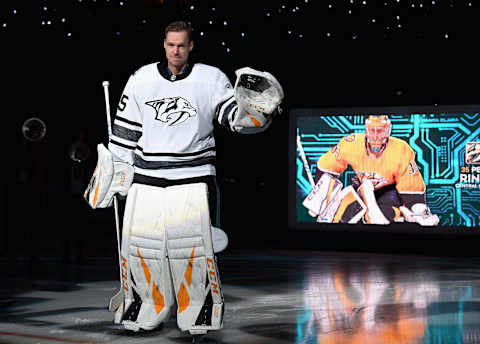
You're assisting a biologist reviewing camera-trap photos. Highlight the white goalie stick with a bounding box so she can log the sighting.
[102,81,125,314]
[297,134,315,188]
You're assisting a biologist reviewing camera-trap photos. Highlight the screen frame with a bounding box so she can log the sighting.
[288,104,480,236]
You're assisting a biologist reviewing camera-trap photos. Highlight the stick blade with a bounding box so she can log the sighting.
[108,289,124,312]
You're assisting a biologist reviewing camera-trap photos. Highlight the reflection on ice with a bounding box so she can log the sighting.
[296,262,480,343]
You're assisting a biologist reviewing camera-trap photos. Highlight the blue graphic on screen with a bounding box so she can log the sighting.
[296,113,480,228]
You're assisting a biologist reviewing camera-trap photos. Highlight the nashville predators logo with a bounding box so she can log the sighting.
[357,171,389,189]
[146,97,197,126]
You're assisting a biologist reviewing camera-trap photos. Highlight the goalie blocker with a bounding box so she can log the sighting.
[84,143,134,209]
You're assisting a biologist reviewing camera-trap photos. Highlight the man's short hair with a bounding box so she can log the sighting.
[165,21,193,42]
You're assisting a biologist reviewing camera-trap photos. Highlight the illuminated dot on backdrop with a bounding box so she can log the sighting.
[226,48,230,52]
[120,2,124,5]
[67,32,71,36]
[190,5,194,10]
[363,0,366,4]
[47,20,51,25]
[299,34,303,38]
[288,30,292,34]
[41,21,45,25]
[221,41,225,45]
[445,33,449,38]
[43,7,47,10]
[212,7,216,11]
[209,20,213,24]
[348,10,352,14]
[13,10,17,14]
[372,18,376,22]
[327,32,331,36]
[200,31,204,36]
[61,18,65,22]
[329,4,332,8]
[223,21,227,25]
[116,31,120,35]
[3,23,6,27]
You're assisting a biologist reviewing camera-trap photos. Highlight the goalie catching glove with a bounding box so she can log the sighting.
[399,203,439,226]
[231,67,284,134]
[84,144,134,208]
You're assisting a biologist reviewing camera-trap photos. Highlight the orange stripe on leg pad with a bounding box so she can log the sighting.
[137,247,151,285]
[152,282,165,314]
[137,248,165,314]
[177,282,190,313]
[184,246,196,288]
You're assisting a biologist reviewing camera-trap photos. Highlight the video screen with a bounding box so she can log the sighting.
[290,105,480,232]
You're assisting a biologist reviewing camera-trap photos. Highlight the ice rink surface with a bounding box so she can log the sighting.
[2,249,480,343]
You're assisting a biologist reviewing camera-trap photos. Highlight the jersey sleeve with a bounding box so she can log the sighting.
[213,70,238,131]
[316,136,351,176]
[395,144,427,206]
[108,74,143,165]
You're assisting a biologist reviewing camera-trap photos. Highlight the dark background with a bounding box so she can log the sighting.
[1,0,479,263]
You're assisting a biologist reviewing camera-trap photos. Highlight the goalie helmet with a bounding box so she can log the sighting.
[365,115,392,154]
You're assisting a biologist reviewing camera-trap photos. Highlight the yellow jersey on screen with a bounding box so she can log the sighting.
[317,133,426,194]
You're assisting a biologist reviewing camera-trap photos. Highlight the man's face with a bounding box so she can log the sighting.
[366,126,389,153]
[164,31,193,69]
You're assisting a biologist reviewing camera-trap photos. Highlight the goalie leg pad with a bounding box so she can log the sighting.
[331,186,367,224]
[358,180,390,225]
[303,173,342,220]
[164,183,223,333]
[121,184,175,331]
[119,183,223,333]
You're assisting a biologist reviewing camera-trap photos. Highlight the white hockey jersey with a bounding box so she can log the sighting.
[108,62,239,180]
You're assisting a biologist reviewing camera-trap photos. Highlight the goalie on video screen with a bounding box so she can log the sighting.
[303,115,439,226]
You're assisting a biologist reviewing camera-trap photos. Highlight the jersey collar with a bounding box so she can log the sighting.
[157,61,193,82]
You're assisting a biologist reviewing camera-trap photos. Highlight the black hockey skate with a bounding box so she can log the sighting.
[191,334,206,343]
